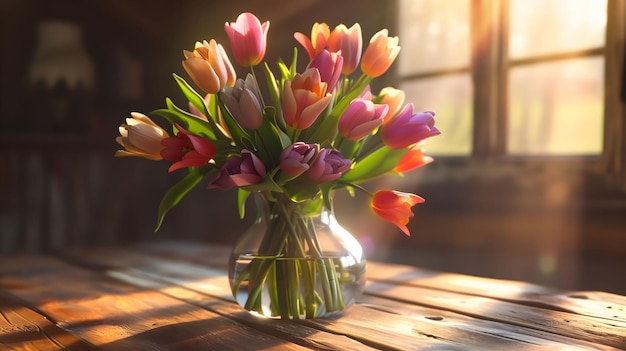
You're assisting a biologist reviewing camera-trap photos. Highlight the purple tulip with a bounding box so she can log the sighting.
[307,148,351,184]
[208,149,266,190]
[279,142,318,176]
[381,104,440,149]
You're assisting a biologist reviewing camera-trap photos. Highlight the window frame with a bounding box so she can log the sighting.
[394,0,626,189]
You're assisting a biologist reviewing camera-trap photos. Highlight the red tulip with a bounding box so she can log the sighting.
[160,124,216,172]
[394,144,433,174]
[371,190,424,236]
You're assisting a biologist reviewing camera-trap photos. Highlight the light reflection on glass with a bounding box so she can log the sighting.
[400,74,473,156]
[508,57,604,155]
[509,0,607,59]
[398,0,470,75]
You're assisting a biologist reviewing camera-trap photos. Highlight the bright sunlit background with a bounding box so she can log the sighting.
[1,0,625,294]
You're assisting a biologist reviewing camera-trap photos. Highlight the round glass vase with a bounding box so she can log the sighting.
[228,193,366,319]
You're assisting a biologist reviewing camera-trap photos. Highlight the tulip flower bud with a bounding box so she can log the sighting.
[294,22,331,60]
[381,104,440,149]
[219,74,263,129]
[307,148,351,184]
[338,99,388,141]
[182,39,237,93]
[361,29,400,78]
[377,87,405,123]
[328,23,362,75]
[394,143,434,174]
[208,150,266,190]
[224,12,270,67]
[307,50,343,92]
[371,190,424,236]
[115,112,170,160]
[282,68,332,130]
[279,142,318,176]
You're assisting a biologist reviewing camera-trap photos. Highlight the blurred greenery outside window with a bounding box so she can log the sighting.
[396,0,623,169]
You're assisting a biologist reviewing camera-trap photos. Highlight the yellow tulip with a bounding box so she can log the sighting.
[115,112,169,160]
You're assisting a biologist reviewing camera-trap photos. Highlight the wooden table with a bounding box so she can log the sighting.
[1,241,625,351]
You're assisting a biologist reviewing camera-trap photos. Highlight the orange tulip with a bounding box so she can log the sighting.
[360,29,400,78]
[182,39,236,93]
[371,190,424,236]
[378,87,405,124]
[115,112,169,160]
[394,144,434,174]
[294,22,331,60]
[282,68,332,130]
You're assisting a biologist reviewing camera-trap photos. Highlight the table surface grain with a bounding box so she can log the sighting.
[1,241,625,351]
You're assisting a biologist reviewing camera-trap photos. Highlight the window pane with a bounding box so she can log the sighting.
[398,0,470,75]
[400,74,473,156]
[508,57,604,155]
[509,0,607,59]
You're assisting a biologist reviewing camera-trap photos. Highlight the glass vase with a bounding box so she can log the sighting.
[228,193,366,319]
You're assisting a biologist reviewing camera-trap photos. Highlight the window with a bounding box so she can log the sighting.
[397,0,624,164]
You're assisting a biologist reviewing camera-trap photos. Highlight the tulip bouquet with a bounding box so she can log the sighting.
[116,12,439,319]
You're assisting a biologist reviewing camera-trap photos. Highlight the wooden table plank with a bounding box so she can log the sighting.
[367,261,626,323]
[366,281,626,350]
[62,247,459,351]
[62,245,626,351]
[0,292,96,351]
[0,254,311,351]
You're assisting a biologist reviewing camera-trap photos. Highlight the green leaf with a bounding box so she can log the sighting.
[277,59,291,81]
[153,103,217,141]
[172,73,210,119]
[155,166,214,231]
[289,47,298,76]
[340,147,409,184]
[237,188,251,219]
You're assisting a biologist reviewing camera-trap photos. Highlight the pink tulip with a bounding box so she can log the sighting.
[338,99,388,141]
[361,29,400,78]
[208,150,266,190]
[307,50,343,92]
[381,104,440,149]
[224,12,270,67]
[160,124,216,172]
[371,190,424,236]
[327,23,362,75]
[115,112,170,160]
[182,39,237,93]
[282,68,332,130]
[294,22,331,60]
[279,142,318,176]
[307,148,351,184]
[219,74,263,129]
